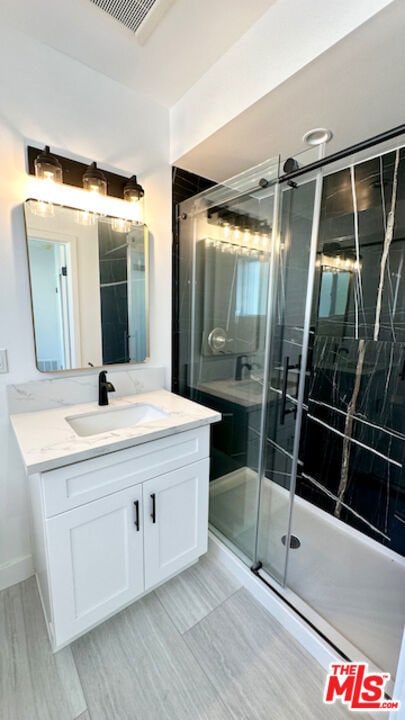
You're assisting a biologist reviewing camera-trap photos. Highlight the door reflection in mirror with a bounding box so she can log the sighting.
[28,238,72,371]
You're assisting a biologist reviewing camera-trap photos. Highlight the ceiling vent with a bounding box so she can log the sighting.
[89,0,175,41]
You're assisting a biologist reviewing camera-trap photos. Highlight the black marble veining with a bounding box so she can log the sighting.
[296,148,405,556]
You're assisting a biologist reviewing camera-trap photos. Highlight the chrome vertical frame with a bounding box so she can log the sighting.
[281,165,324,585]
[252,181,281,567]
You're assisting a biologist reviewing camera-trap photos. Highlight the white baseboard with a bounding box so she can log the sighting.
[0,555,34,591]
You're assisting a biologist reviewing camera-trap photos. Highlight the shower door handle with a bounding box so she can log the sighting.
[280,356,290,425]
[280,356,301,425]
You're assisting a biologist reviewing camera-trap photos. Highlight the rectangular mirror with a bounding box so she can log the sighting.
[24,200,149,371]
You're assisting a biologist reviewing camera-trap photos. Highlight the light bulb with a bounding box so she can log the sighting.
[123,175,144,204]
[34,146,63,185]
[83,162,107,197]
[223,223,230,239]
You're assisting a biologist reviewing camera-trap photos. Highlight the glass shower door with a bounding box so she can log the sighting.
[288,148,405,680]
[255,175,320,584]
[255,145,405,682]
[177,157,282,563]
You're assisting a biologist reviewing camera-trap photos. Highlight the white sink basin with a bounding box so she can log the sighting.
[66,403,169,437]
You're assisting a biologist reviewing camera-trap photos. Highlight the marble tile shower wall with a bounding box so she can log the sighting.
[298,147,405,555]
[99,250,128,365]
[172,167,215,395]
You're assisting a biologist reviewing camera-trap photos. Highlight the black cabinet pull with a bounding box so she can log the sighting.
[133,500,140,531]
[150,493,156,524]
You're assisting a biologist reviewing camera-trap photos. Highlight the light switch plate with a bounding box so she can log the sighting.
[0,349,9,373]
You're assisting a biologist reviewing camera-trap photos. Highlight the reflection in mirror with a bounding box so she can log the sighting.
[24,200,149,372]
[318,270,351,319]
[197,238,269,356]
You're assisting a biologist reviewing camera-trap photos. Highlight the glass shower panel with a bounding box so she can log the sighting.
[177,158,279,562]
[256,179,317,583]
[292,147,405,677]
[196,200,273,562]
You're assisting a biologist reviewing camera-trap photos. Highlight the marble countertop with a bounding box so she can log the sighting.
[195,377,298,409]
[195,379,264,408]
[10,389,221,473]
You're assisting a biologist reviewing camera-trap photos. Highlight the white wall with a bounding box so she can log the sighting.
[0,24,171,587]
[170,0,394,163]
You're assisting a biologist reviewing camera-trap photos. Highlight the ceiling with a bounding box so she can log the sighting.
[3,0,404,182]
[2,0,276,107]
[175,0,405,180]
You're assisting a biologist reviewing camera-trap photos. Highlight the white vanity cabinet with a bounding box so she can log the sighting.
[143,460,209,589]
[29,426,210,650]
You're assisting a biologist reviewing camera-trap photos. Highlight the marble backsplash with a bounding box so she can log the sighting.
[7,366,165,415]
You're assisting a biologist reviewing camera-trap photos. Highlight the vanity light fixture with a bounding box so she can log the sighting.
[320,251,361,273]
[31,145,62,217]
[82,161,107,196]
[208,206,271,254]
[123,175,144,203]
[123,175,144,224]
[27,145,145,225]
[34,145,63,184]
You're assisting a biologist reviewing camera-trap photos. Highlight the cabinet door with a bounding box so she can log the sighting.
[143,459,209,590]
[46,484,144,649]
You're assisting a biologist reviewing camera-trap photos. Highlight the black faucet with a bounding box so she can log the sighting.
[235,354,252,381]
[98,370,115,406]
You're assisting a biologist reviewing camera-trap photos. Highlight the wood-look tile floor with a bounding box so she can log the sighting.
[0,552,375,719]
